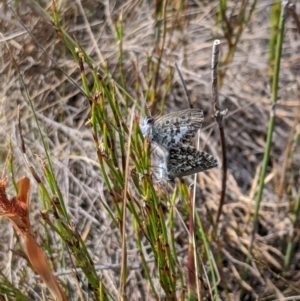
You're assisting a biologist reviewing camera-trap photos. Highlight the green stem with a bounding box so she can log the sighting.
[252,0,287,247]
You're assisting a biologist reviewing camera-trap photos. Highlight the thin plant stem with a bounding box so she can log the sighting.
[284,175,300,269]
[11,49,69,220]
[277,100,300,204]
[211,40,227,225]
[284,106,300,269]
[175,63,200,299]
[287,3,300,35]
[10,6,86,97]
[191,147,201,300]
[175,62,193,109]
[119,107,135,301]
[251,0,288,248]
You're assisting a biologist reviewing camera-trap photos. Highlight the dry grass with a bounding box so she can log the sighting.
[0,0,300,300]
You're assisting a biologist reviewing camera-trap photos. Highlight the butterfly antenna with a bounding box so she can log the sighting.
[141,93,162,118]
[175,62,193,109]
[150,107,163,120]
[145,101,152,117]
[140,94,152,117]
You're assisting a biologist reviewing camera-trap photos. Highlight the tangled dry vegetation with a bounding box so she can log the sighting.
[0,0,300,300]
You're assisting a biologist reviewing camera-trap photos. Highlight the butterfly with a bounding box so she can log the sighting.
[140,109,204,150]
[160,145,218,182]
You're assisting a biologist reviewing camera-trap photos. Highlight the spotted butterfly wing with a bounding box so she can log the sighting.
[140,109,203,149]
[161,145,218,181]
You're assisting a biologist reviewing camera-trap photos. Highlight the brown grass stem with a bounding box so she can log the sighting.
[284,93,300,269]
[175,63,202,299]
[151,0,168,110]
[119,108,135,301]
[211,40,227,225]
[277,99,300,204]
[287,3,300,35]
[218,0,257,84]
[175,62,193,109]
